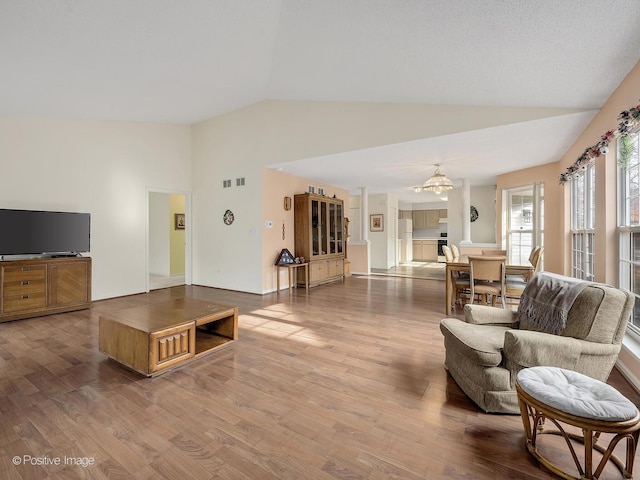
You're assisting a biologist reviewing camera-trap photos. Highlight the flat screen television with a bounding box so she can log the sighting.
[0,209,90,256]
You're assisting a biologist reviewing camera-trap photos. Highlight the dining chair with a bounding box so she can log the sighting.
[482,249,507,256]
[443,245,470,307]
[450,244,460,258]
[468,255,506,308]
[505,246,544,305]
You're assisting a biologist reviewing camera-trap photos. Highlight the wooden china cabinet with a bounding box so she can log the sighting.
[294,193,345,288]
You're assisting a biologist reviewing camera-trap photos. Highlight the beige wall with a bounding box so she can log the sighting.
[262,168,348,292]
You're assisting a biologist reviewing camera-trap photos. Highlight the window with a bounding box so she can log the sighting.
[503,183,544,266]
[570,163,595,280]
[618,130,640,330]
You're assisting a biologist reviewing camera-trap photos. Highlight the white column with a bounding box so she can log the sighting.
[461,178,472,244]
[360,187,369,242]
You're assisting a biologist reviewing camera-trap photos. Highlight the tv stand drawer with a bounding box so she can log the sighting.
[3,292,47,313]
[2,264,46,282]
[3,279,46,296]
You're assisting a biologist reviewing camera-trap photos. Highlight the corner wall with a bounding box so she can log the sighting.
[262,169,348,293]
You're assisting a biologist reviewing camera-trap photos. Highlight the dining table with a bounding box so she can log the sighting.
[444,255,534,314]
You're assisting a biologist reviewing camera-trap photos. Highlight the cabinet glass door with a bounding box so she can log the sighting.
[320,201,327,256]
[336,203,343,254]
[329,203,336,254]
[312,200,320,256]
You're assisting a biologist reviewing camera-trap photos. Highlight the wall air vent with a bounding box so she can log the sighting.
[236,177,245,187]
[223,179,231,188]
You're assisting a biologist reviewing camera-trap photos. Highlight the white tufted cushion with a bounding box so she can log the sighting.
[517,366,639,422]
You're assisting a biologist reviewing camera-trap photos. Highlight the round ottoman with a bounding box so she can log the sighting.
[515,366,640,479]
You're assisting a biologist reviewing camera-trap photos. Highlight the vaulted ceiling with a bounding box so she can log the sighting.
[2,1,640,201]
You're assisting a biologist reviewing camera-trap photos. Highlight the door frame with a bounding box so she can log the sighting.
[145,187,192,292]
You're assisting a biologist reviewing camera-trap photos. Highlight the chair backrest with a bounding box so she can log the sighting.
[482,249,507,256]
[442,245,454,262]
[519,278,634,345]
[468,255,506,282]
[529,246,544,273]
[450,244,460,258]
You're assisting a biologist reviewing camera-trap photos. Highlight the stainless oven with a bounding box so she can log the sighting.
[437,234,448,262]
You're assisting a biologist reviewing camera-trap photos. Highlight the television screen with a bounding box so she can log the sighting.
[0,209,90,256]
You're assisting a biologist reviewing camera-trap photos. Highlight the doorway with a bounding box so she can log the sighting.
[146,189,192,291]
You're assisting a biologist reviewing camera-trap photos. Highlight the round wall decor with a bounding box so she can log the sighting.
[470,206,479,222]
[223,209,235,225]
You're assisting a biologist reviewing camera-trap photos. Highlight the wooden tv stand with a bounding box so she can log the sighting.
[99,297,238,376]
[0,256,91,322]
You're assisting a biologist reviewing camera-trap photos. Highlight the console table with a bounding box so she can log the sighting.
[99,298,238,376]
[276,263,309,293]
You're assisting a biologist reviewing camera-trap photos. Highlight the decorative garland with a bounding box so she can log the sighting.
[559,101,640,184]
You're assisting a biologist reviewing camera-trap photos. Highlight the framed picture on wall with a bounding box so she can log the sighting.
[370,214,384,232]
[175,213,185,230]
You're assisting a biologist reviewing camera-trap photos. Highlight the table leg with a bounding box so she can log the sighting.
[445,265,453,314]
[277,265,281,292]
[288,267,293,293]
[305,263,309,290]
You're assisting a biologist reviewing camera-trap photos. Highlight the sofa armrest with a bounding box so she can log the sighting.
[463,304,518,326]
[503,330,620,377]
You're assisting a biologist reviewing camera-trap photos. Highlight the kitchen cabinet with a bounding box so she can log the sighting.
[413,210,441,229]
[425,210,440,228]
[412,210,426,228]
[412,240,438,261]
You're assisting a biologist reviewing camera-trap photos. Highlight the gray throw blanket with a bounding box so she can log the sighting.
[518,272,589,334]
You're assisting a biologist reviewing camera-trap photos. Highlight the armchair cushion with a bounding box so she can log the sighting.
[464,304,518,326]
[440,319,507,367]
[503,330,620,383]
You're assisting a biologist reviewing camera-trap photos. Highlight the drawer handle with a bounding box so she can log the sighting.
[22,267,30,272]
[22,294,29,299]
[22,280,30,286]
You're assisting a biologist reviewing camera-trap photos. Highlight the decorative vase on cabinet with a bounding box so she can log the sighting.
[294,193,345,288]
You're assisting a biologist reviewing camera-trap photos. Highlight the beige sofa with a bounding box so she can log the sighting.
[439,277,634,414]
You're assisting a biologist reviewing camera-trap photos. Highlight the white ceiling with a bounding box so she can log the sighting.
[2,0,640,202]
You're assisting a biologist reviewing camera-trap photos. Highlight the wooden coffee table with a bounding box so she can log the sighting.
[99,297,238,376]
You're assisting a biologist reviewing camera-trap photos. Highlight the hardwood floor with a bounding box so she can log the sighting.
[1,275,638,479]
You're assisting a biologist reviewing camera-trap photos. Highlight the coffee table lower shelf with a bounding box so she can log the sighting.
[99,298,238,377]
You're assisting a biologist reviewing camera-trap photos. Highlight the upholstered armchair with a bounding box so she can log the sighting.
[439,273,634,414]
